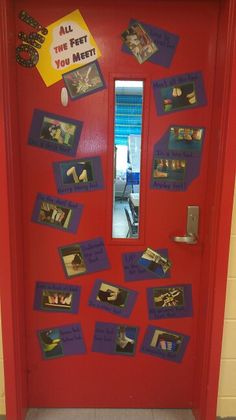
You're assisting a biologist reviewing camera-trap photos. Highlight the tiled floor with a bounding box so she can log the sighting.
[26,408,195,420]
[112,201,129,238]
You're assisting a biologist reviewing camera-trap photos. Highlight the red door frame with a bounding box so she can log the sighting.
[0,1,28,419]
[192,1,236,418]
[0,1,235,419]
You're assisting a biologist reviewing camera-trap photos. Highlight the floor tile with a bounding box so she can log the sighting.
[26,408,195,420]
[112,201,129,238]
[95,408,153,419]
[152,409,194,420]
[26,408,96,420]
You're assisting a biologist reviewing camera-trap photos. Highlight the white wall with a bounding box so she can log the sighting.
[217,180,236,417]
[0,314,5,415]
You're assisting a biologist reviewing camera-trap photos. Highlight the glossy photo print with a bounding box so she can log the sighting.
[38,328,64,359]
[115,325,138,355]
[161,82,197,112]
[59,244,87,277]
[147,284,193,320]
[152,159,186,182]
[154,286,185,307]
[96,282,128,308]
[168,126,205,152]
[138,247,172,276]
[92,321,139,356]
[28,109,83,156]
[41,289,73,310]
[62,61,106,100]
[122,22,158,64]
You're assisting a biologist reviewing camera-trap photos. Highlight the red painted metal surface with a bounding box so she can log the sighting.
[194,2,236,418]
[0,1,28,419]
[0,1,235,419]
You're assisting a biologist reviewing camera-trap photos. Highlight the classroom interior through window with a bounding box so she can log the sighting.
[112,80,143,239]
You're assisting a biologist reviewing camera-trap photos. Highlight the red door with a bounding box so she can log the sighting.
[12,0,222,410]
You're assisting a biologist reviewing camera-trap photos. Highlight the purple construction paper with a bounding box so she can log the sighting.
[153,71,207,115]
[80,238,110,273]
[92,321,139,356]
[31,193,83,234]
[146,284,193,320]
[151,125,205,191]
[53,156,104,194]
[59,324,86,355]
[59,237,110,279]
[34,281,81,314]
[122,19,179,67]
[38,323,86,360]
[92,322,118,354]
[140,325,190,363]
[28,109,83,156]
[89,279,138,318]
[123,249,170,282]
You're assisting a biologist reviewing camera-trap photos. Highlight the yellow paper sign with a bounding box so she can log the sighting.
[36,9,101,87]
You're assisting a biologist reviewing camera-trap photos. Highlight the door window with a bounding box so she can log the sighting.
[112,80,144,239]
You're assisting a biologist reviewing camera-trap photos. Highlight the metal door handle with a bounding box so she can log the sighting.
[172,206,199,245]
[172,232,198,244]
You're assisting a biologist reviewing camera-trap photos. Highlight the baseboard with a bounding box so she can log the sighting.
[217,417,236,420]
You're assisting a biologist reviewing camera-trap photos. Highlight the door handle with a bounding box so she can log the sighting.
[172,232,198,244]
[172,206,199,245]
